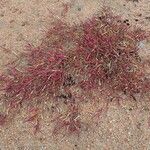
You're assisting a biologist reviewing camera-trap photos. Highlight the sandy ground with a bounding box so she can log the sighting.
[0,0,150,149]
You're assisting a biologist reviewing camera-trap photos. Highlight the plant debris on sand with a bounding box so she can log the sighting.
[0,9,149,135]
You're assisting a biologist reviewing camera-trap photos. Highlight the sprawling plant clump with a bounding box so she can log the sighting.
[0,10,149,135]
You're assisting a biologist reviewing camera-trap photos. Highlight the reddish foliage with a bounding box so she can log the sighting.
[52,104,81,135]
[0,9,149,135]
